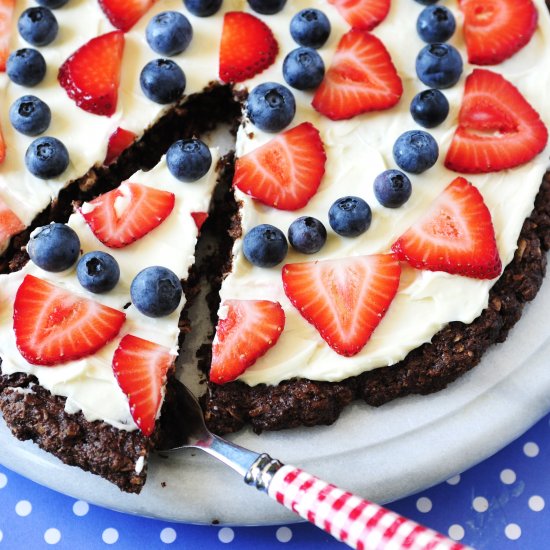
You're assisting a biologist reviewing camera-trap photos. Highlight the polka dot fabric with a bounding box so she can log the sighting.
[0,414,549,549]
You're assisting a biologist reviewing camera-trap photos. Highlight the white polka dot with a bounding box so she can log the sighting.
[505,524,522,540]
[0,473,7,489]
[473,496,489,513]
[448,525,465,541]
[500,469,516,485]
[102,528,119,545]
[15,500,32,517]
[528,495,545,512]
[446,475,461,485]
[218,527,235,543]
[276,527,292,543]
[160,528,177,544]
[72,500,89,517]
[44,528,61,545]
[416,497,432,513]
[523,442,539,458]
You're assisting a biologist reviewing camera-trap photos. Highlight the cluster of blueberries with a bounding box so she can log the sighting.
[27,223,182,318]
[7,0,71,179]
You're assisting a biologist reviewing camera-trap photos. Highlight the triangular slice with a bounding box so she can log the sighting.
[233,122,326,210]
[328,0,390,31]
[112,334,174,437]
[219,12,279,83]
[13,275,126,366]
[104,127,137,165]
[312,30,403,121]
[459,0,538,66]
[445,70,548,174]
[282,255,401,357]
[81,181,175,248]
[0,0,15,72]
[58,31,125,117]
[210,300,285,384]
[99,0,156,32]
[392,177,502,279]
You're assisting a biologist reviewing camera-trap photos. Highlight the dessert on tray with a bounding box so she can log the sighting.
[1,0,550,493]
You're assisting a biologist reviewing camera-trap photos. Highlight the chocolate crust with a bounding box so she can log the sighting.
[203,174,550,435]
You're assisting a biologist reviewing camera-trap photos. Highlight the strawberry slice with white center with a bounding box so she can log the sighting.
[392,177,502,279]
[219,12,279,83]
[99,0,156,32]
[312,30,403,121]
[112,334,174,437]
[104,127,137,165]
[0,0,15,72]
[233,122,326,210]
[81,182,175,248]
[0,197,24,253]
[282,255,401,357]
[328,0,390,31]
[445,69,548,174]
[13,275,126,366]
[210,300,285,384]
[459,0,537,66]
[58,31,125,117]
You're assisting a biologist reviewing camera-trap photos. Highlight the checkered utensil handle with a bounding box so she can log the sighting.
[267,465,471,550]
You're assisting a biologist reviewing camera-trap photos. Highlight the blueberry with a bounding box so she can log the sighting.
[393,130,439,174]
[373,170,412,208]
[416,43,463,89]
[166,138,211,182]
[410,89,449,128]
[6,48,46,87]
[36,0,69,8]
[10,95,51,136]
[246,82,296,133]
[18,7,58,47]
[288,216,327,254]
[140,59,186,104]
[283,47,325,90]
[77,251,120,293]
[25,136,69,179]
[243,224,288,267]
[27,223,80,272]
[247,0,287,15]
[146,11,193,56]
[417,6,456,43]
[183,0,222,16]
[290,9,331,49]
[329,197,372,238]
[130,266,182,317]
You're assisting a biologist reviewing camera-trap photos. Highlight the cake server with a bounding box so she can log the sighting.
[159,383,472,550]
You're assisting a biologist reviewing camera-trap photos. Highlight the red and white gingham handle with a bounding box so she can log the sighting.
[268,466,471,550]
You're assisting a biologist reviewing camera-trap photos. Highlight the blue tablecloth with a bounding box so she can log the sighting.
[0,413,548,549]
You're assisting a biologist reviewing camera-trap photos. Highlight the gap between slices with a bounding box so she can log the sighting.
[392,177,502,279]
[445,69,548,174]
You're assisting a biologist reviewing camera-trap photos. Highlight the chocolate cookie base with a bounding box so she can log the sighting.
[203,174,550,435]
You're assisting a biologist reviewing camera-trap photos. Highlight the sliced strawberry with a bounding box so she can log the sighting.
[13,275,126,366]
[210,300,285,384]
[81,181,175,248]
[328,0,390,31]
[445,69,548,174]
[0,197,24,251]
[104,127,137,165]
[0,0,15,72]
[0,122,5,165]
[219,12,278,83]
[233,122,326,210]
[191,212,208,232]
[392,177,502,279]
[282,255,401,357]
[58,31,125,117]
[459,0,537,66]
[112,334,174,437]
[99,0,156,32]
[312,30,403,121]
